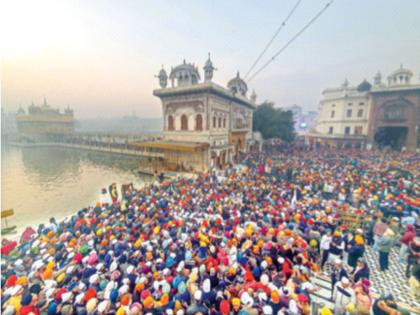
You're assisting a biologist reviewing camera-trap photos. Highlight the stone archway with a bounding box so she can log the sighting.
[374,126,408,150]
[368,94,419,151]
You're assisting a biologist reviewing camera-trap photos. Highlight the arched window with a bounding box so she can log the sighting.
[223,118,226,128]
[181,114,188,131]
[168,115,174,131]
[195,114,203,131]
[213,116,217,128]
[218,117,222,128]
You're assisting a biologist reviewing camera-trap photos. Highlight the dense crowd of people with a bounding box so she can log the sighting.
[1,147,419,315]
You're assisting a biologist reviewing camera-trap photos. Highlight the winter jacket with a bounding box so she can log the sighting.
[378,236,394,253]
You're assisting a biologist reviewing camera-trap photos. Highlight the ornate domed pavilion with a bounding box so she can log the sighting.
[227,71,248,96]
[169,60,201,87]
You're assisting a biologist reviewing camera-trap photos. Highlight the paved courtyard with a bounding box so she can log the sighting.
[312,245,420,314]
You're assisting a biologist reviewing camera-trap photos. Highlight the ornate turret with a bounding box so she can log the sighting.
[156,65,168,88]
[169,60,201,87]
[203,53,216,82]
[64,105,74,116]
[373,71,382,86]
[387,64,413,86]
[227,71,248,97]
[250,90,257,103]
[341,78,349,88]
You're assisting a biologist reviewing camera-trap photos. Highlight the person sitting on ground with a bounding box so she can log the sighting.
[372,293,401,315]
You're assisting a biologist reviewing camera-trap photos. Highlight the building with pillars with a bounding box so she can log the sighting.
[131,55,258,172]
[307,66,420,151]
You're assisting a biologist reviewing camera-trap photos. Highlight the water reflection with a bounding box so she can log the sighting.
[21,147,82,186]
[1,145,151,234]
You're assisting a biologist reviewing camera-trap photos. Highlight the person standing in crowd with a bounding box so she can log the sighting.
[331,259,348,297]
[400,224,416,264]
[320,229,332,269]
[109,182,118,204]
[354,278,372,315]
[332,277,356,315]
[374,217,389,251]
[329,231,345,263]
[352,258,370,283]
[408,258,420,299]
[378,229,396,272]
[347,235,365,272]
[406,237,420,278]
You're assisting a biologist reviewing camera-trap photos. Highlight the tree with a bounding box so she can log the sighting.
[253,101,295,141]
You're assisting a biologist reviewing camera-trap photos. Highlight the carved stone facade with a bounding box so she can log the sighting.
[367,90,420,151]
[153,57,257,170]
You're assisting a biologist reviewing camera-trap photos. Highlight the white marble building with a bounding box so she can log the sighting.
[308,78,372,148]
[152,56,257,170]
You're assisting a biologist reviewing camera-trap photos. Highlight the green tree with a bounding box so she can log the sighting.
[252,101,295,141]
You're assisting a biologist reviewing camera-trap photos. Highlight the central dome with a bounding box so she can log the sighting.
[169,60,201,87]
[227,71,248,96]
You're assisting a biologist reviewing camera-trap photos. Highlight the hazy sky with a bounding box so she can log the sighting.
[1,0,420,119]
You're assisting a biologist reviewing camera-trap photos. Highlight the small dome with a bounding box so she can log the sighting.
[389,65,413,78]
[357,79,372,92]
[227,71,248,96]
[169,60,201,86]
[387,65,413,86]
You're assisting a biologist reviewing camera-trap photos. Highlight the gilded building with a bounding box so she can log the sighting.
[16,98,75,137]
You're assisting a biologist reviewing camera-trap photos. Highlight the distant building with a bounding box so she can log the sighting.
[16,98,75,139]
[285,105,318,133]
[131,56,258,172]
[285,105,303,128]
[307,66,420,151]
[303,111,318,131]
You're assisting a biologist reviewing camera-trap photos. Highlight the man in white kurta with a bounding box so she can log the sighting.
[332,277,356,315]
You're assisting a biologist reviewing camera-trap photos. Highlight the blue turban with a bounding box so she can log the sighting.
[21,293,32,306]
[47,302,58,315]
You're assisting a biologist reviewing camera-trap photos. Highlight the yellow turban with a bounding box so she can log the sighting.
[321,307,333,315]
[56,273,65,283]
[355,235,364,245]
[232,298,240,307]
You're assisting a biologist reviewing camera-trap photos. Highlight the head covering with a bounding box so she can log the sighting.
[86,298,98,312]
[220,300,231,315]
[21,293,32,306]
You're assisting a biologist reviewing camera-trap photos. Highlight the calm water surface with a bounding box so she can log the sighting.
[1,145,152,234]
